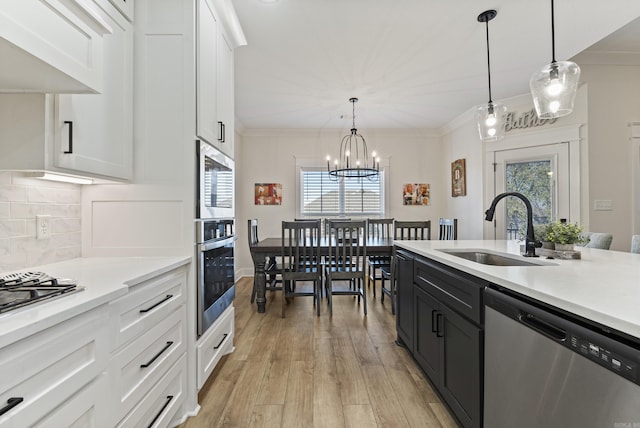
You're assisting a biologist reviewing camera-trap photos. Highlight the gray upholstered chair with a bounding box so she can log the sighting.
[631,235,640,254]
[578,232,613,250]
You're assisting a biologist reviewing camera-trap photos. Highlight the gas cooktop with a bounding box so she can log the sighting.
[0,271,82,314]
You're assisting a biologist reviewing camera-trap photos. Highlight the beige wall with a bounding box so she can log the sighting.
[235,129,441,276]
[581,64,640,251]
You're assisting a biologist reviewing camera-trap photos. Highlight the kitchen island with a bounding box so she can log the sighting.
[393,239,640,428]
[395,239,640,339]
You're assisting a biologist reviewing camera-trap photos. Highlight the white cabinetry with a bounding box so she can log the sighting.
[54,0,134,181]
[0,0,133,181]
[0,0,111,93]
[0,305,110,426]
[196,0,237,158]
[196,305,234,389]
[108,266,188,427]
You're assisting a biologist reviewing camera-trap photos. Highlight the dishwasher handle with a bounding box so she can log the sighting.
[518,312,567,342]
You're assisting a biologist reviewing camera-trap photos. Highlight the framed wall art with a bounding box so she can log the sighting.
[402,183,430,206]
[451,159,466,197]
[255,183,282,205]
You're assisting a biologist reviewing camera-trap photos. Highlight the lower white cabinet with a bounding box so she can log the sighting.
[108,265,188,427]
[196,305,235,389]
[108,307,186,423]
[0,305,110,427]
[116,354,187,428]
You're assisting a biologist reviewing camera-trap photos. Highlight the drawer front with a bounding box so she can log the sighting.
[110,306,185,422]
[32,372,109,428]
[0,306,109,427]
[196,305,234,389]
[414,256,485,325]
[116,354,186,428]
[110,268,186,350]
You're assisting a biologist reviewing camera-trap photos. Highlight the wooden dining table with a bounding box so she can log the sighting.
[249,237,395,313]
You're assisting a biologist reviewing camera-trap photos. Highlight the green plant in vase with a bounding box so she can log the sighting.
[548,221,586,250]
[534,223,555,249]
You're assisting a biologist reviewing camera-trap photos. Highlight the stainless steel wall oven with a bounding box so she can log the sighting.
[195,218,236,337]
[196,140,234,219]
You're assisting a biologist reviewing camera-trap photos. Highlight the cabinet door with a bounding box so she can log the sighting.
[395,250,414,350]
[54,0,133,180]
[216,30,234,157]
[439,304,482,428]
[413,286,440,383]
[196,0,219,147]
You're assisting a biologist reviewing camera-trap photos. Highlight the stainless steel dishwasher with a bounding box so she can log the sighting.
[484,287,640,428]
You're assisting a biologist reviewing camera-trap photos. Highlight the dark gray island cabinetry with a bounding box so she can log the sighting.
[395,249,487,428]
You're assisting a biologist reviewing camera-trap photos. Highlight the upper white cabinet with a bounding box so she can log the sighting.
[108,0,134,21]
[196,0,244,158]
[217,31,234,155]
[0,0,133,181]
[0,0,112,93]
[196,0,219,151]
[54,0,134,180]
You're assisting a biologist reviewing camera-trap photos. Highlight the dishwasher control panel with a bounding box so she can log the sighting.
[570,333,638,384]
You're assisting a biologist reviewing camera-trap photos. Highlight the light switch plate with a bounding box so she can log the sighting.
[36,215,51,240]
[594,200,613,211]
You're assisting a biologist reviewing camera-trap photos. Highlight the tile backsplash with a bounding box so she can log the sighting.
[0,172,81,272]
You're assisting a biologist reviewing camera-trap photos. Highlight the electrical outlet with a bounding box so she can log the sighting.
[36,215,51,240]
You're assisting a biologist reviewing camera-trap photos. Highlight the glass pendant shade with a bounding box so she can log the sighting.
[475,102,507,142]
[530,60,580,118]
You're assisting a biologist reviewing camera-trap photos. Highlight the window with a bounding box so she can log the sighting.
[300,168,384,217]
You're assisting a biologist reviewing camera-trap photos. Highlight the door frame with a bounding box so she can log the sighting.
[483,125,583,240]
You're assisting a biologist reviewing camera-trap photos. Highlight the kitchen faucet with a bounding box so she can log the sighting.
[485,192,540,257]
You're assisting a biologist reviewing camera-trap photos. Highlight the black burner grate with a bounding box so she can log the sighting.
[0,271,79,314]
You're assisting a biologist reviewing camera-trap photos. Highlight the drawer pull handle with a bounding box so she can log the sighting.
[435,313,444,338]
[63,121,73,153]
[140,294,173,314]
[213,333,229,350]
[431,310,438,333]
[147,395,174,428]
[140,341,173,368]
[0,397,23,416]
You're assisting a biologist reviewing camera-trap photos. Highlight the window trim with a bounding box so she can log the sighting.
[295,157,389,218]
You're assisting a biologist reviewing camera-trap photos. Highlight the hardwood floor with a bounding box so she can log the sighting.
[180,277,459,428]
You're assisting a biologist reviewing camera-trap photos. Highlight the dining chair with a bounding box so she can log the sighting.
[380,220,431,314]
[248,219,283,303]
[438,218,458,240]
[366,218,394,296]
[324,220,367,316]
[577,232,613,250]
[281,220,322,317]
[632,235,640,254]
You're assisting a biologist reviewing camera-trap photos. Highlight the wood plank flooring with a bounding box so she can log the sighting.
[180,277,459,428]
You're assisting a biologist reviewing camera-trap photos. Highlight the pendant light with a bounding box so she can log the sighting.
[475,10,506,142]
[529,0,580,119]
[327,98,379,183]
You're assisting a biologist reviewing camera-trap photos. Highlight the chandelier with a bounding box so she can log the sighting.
[327,97,380,182]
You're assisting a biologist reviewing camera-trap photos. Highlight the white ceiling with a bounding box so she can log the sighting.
[232,0,640,131]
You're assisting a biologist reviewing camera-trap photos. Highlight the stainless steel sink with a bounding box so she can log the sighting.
[439,249,553,266]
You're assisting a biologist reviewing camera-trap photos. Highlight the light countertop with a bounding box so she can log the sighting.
[394,240,640,340]
[0,256,191,348]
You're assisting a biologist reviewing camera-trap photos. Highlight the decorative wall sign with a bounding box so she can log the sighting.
[255,183,282,205]
[403,183,430,206]
[451,159,466,197]
[503,108,558,132]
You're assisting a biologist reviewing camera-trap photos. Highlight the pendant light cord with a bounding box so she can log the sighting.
[484,18,493,104]
[551,0,556,63]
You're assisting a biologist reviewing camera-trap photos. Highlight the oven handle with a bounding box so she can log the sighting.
[199,235,237,251]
